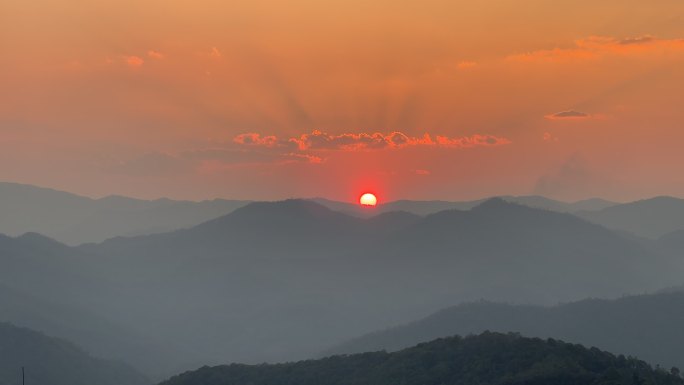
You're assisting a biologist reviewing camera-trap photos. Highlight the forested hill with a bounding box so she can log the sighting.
[159,332,683,385]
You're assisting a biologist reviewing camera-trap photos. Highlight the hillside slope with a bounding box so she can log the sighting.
[327,292,684,370]
[0,322,149,385]
[160,332,683,385]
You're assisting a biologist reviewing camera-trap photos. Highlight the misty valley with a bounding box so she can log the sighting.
[2,182,684,384]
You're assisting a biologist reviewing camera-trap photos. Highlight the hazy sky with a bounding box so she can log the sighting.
[2,0,684,202]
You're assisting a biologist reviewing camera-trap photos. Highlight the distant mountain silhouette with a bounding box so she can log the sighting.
[312,195,616,217]
[0,181,249,245]
[0,234,195,379]
[0,181,624,244]
[504,196,617,212]
[160,332,683,385]
[87,198,672,303]
[86,200,369,262]
[0,322,149,385]
[375,198,674,302]
[363,211,423,233]
[89,200,423,258]
[69,199,680,371]
[659,229,684,252]
[0,232,100,302]
[326,292,684,370]
[2,198,681,378]
[577,196,684,238]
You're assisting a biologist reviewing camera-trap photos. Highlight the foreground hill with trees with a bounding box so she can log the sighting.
[160,332,683,385]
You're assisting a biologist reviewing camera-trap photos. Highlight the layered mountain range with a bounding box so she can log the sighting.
[2,183,684,380]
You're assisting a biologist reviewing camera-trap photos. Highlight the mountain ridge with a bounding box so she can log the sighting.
[577,196,684,238]
[3,196,683,378]
[325,292,684,370]
[0,321,149,385]
[0,181,251,245]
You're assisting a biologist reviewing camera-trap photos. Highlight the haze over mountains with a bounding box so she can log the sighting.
[3,181,684,382]
[0,182,249,245]
[0,322,148,385]
[576,197,684,239]
[313,195,617,217]
[7,181,684,245]
[3,182,684,381]
[327,291,684,370]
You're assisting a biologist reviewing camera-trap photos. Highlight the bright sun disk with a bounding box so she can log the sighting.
[359,193,378,207]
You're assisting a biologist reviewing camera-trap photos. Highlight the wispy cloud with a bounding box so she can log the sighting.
[508,36,684,62]
[545,110,591,120]
[282,153,324,164]
[457,61,477,69]
[105,146,323,177]
[210,47,222,58]
[147,50,164,59]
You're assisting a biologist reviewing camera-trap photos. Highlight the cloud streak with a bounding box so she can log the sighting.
[234,130,511,152]
[125,56,144,67]
[105,146,326,177]
[233,133,280,147]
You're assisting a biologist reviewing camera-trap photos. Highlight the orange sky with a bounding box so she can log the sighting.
[2,0,684,202]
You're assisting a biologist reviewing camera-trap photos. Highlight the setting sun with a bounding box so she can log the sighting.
[359,193,378,207]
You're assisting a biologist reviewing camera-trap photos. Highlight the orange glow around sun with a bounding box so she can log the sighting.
[359,193,378,207]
